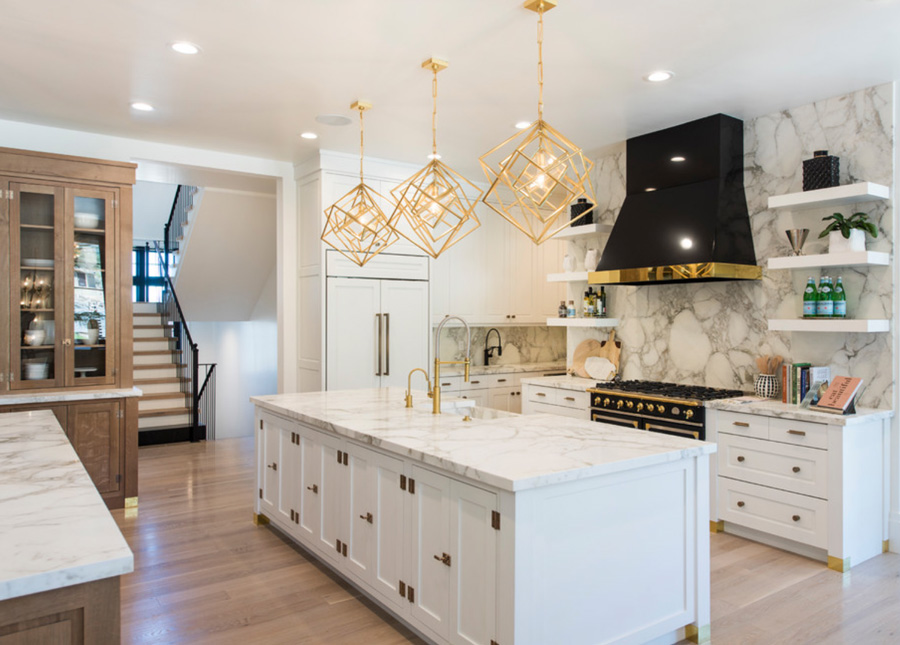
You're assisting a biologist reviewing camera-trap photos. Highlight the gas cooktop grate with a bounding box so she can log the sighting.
[593,380,744,401]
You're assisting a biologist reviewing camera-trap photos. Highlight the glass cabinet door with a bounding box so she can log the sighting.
[10,183,64,389]
[68,188,116,386]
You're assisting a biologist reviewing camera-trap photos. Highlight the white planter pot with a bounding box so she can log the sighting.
[828,229,866,253]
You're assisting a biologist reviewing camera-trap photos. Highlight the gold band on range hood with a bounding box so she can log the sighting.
[589,262,762,285]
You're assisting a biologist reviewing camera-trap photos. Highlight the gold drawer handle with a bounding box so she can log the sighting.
[737,456,745,462]
[787,429,806,436]
[737,501,745,508]
[359,512,373,524]
[733,421,750,427]
[498,378,507,383]
[564,396,575,402]
[536,392,546,397]
[471,380,481,384]
[792,515,801,522]
[792,466,801,473]
[441,382,452,387]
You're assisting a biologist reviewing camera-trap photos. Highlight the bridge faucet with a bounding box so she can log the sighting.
[432,315,470,414]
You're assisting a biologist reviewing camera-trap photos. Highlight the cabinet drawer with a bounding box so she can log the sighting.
[719,478,827,549]
[527,401,590,420]
[525,385,558,405]
[556,390,589,409]
[462,374,512,390]
[769,417,828,450]
[718,434,827,499]
[717,410,768,440]
[436,375,462,394]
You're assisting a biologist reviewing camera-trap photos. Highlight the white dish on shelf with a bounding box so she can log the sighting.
[22,258,54,268]
[73,212,101,229]
[24,362,50,380]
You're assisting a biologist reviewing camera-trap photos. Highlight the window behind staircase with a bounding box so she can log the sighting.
[132,242,168,303]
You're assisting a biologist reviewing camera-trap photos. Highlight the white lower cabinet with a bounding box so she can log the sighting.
[521,383,590,420]
[257,410,499,645]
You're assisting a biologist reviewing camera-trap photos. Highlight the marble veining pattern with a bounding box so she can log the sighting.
[439,326,566,366]
[252,389,714,493]
[439,361,566,377]
[520,375,596,392]
[0,410,133,601]
[0,387,143,407]
[707,396,893,426]
[581,84,893,408]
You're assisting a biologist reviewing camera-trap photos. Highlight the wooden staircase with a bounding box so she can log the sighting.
[133,301,193,444]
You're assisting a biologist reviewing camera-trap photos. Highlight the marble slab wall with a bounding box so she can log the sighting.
[439,325,566,367]
[573,83,894,408]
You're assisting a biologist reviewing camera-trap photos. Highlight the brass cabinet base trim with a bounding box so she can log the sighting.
[589,262,762,285]
[253,512,270,526]
[827,555,850,572]
[686,623,711,644]
[124,496,138,508]
[709,520,724,533]
[884,539,891,553]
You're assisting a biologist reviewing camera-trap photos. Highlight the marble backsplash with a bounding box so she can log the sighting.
[571,83,894,408]
[438,325,566,367]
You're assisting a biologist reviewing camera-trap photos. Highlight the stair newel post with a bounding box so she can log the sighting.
[191,342,200,442]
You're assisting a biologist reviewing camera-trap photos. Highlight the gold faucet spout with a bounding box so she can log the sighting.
[432,315,471,414]
[405,368,432,408]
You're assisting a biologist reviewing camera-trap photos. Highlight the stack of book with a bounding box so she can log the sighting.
[781,363,831,404]
[811,376,864,415]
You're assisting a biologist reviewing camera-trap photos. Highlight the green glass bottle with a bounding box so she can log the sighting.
[833,276,847,318]
[802,277,817,318]
[816,276,833,317]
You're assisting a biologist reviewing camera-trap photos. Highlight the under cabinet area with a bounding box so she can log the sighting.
[709,407,889,571]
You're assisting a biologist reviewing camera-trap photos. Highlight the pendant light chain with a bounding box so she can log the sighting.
[537,4,544,122]
[358,107,365,183]
[432,65,439,157]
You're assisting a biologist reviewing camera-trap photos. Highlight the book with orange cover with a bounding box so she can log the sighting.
[812,376,863,414]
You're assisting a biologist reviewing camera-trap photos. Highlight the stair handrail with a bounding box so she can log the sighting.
[151,240,202,441]
[163,185,196,272]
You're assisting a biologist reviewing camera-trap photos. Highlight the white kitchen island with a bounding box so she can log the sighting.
[251,388,716,645]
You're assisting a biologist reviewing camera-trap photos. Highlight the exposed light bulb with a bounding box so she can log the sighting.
[515,121,531,130]
[680,237,693,249]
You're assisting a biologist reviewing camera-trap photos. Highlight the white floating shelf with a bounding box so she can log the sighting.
[767,182,889,210]
[767,251,890,270]
[547,317,618,328]
[768,318,890,333]
[552,222,613,239]
[547,271,589,283]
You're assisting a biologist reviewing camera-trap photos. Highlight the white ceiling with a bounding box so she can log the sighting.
[4,0,899,176]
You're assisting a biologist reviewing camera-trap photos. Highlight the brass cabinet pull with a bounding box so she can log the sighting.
[733,421,750,427]
[498,378,507,383]
[375,314,382,376]
[564,396,575,402]
[792,514,801,522]
[307,484,318,493]
[267,462,277,471]
[360,512,373,524]
[536,392,546,397]
[471,380,481,384]
[384,313,390,376]
[433,552,451,566]
[737,456,745,462]
[792,466,801,473]
[787,429,807,436]
[441,382,452,387]
[737,501,745,508]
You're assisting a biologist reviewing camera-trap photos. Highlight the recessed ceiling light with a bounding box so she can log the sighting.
[315,114,353,127]
[644,70,674,83]
[171,41,201,55]
[131,102,154,112]
[300,132,318,140]
[645,187,657,192]
[515,121,531,130]
[670,156,686,163]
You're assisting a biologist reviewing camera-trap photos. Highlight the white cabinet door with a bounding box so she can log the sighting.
[481,215,510,324]
[277,427,300,529]
[410,465,452,640]
[260,418,282,517]
[317,432,346,563]
[487,387,512,412]
[459,389,489,408]
[449,480,498,645]
[326,278,381,390]
[381,279,430,389]
[507,222,535,321]
[297,424,321,543]
[346,446,375,583]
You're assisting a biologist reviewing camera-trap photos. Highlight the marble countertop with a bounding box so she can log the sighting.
[520,375,597,392]
[251,388,715,493]
[0,410,133,602]
[440,361,566,377]
[707,396,894,426]
[0,387,142,406]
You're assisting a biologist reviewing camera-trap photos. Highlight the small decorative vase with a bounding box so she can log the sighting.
[86,328,100,345]
[754,373,780,399]
[562,253,576,273]
[828,229,866,254]
[584,248,601,271]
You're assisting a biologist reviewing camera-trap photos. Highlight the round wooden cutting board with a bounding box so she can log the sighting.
[572,339,603,378]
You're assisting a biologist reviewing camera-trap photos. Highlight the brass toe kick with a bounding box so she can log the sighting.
[827,555,850,572]
[253,512,270,526]
[686,623,711,644]
[124,496,139,518]
[709,520,724,533]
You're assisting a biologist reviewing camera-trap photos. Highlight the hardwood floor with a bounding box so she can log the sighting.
[113,437,900,645]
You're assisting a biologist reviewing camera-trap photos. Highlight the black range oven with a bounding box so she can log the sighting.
[588,381,744,441]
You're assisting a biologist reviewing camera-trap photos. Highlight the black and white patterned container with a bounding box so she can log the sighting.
[802,150,840,191]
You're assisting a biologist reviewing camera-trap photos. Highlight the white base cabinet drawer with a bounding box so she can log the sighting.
[719,478,827,549]
[526,400,590,420]
[768,417,828,450]
[718,434,827,499]
[717,411,768,440]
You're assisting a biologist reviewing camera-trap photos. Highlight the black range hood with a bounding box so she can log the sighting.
[589,114,761,286]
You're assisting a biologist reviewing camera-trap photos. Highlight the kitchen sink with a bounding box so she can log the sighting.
[448,405,519,420]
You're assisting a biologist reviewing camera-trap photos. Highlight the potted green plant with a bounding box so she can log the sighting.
[819,211,878,253]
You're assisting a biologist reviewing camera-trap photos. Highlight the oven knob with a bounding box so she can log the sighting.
[657,405,666,414]
[626,401,634,409]
[671,406,680,416]
[636,402,644,412]
[685,409,694,420]
[616,400,624,409]
[603,398,610,407]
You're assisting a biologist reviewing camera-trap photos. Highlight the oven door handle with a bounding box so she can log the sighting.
[592,413,639,428]
[644,422,700,440]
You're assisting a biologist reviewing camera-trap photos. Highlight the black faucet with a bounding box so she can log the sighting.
[484,328,502,366]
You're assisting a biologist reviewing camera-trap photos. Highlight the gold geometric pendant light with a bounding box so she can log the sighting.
[390,58,482,259]
[479,0,597,245]
[321,101,399,266]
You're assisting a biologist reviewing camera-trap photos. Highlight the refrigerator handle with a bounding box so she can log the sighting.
[375,314,382,376]
[384,313,390,376]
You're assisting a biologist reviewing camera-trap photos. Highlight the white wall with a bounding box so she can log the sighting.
[133,181,177,243]
[0,118,297,393]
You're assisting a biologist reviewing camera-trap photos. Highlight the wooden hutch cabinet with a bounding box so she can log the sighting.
[0,147,138,509]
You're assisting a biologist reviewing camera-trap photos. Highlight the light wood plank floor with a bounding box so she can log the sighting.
[113,437,900,644]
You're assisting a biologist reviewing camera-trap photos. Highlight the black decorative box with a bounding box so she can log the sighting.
[570,197,593,224]
[802,150,839,191]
